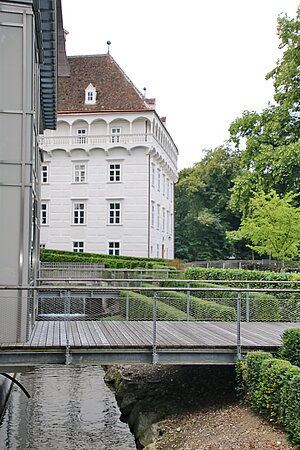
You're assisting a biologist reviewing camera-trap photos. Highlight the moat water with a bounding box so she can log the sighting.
[0,365,135,449]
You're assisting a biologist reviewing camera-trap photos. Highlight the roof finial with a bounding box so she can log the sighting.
[107,40,111,54]
[143,87,147,98]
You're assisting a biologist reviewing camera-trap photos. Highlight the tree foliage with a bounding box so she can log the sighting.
[230,191,300,269]
[229,7,300,216]
[175,146,246,261]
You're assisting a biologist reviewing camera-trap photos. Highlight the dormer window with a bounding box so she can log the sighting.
[85,83,96,104]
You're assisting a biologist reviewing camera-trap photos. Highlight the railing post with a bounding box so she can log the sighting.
[237,292,242,359]
[152,292,158,364]
[186,283,190,322]
[246,283,250,322]
[126,291,129,321]
[64,289,71,365]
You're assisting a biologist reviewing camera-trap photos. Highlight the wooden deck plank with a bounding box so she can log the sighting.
[89,321,110,346]
[38,321,49,347]
[84,321,101,346]
[2,321,299,352]
[52,321,61,347]
[70,321,82,347]
[101,322,126,345]
[45,321,55,347]
[76,321,93,346]
[121,321,153,346]
[29,321,45,346]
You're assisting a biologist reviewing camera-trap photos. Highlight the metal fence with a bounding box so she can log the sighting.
[39,263,183,281]
[0,280,299,351]
[36,282,300,323]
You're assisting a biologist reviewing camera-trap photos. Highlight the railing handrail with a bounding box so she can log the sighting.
[39,268,184,272]
[36,277,300,284]
[1,284,300,293]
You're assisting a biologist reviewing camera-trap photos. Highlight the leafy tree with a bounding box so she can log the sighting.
[229,191,300,270]
[229,7,300,216]
[175,146,247,261]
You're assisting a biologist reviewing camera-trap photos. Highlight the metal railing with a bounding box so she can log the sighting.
[39,263,183,281]
[1,281,299,356]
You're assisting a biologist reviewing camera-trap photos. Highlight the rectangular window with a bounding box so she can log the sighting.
[156,244,159,258]
[157,169,161,191]
[162,208,165,232]
[74,164,86,183]
[166,211,169,234]
[157,204,160,230]
[41,203,48,225]
[166,178,170,199]
[111,127,121,143]
[151,201,155,227]
[162,174,166,196]
[73,241,85,252]
[41,165,48,183]
[109,202,121,224]
[77,129,87,144]
[109,163,121,182]
[108,241,120,255]
[151,164,155,187]
[87,91,94,102]
[73,202,86,225]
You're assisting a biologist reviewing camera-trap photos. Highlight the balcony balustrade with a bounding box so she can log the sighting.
[39,132,178,169]
[40,133,152,147]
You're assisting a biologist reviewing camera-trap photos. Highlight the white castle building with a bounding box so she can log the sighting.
[40,53,178,259]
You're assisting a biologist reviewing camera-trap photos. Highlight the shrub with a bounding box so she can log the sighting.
[185,267,293,288]
[119,291,189,321]
[280,374,300,446]
[242,351,273,403]
[160,280,280,321]
[253,359,299,420]
[279,329,300,367]
[236,350,300,446]
[142,289,236,321]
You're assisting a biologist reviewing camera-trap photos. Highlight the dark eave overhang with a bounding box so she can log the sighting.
[34,0,58,130]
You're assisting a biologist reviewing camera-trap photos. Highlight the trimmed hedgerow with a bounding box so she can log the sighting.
[236,350,300,446]
[143,289,236,321]
[41,248,169,264]
[185,267,297,288]
[119,291,189,321]
[159,280,280,322]
[279,328,300,367]
[40,249,177,271]
[253,358,299,420]
[280,374,300,446]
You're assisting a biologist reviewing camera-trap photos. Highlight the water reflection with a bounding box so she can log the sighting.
[0,366,135,449]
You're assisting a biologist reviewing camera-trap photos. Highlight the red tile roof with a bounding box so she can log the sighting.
[58,54,154,113]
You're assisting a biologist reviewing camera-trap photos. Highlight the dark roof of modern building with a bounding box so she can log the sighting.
[58,54,154,113]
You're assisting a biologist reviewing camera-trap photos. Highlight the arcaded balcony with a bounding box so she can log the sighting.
[39,132,178,168]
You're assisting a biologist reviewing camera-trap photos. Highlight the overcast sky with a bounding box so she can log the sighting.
[61,0,299,170]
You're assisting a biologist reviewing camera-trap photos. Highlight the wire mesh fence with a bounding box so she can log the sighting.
[36,286,300,323]
[0,277,299,345]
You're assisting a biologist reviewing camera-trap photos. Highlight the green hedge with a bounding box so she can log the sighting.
[40,249,177,271]
[279,329,300,367]
[236,351,300,446]
[119,291,189,321]
[143,289,236,321]
[185,267,298,287]
[41,248,169,264]
[160,280,280,322]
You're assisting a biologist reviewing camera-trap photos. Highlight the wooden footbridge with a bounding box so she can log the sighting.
[0,320,299,370]
[0,278,299,371]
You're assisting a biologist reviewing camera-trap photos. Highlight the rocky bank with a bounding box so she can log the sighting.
[104,364,296,450]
